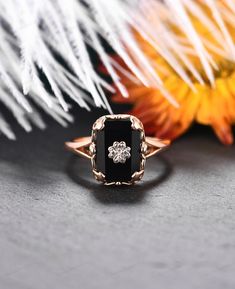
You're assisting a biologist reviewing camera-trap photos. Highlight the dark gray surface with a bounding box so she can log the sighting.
[0,109,235,289]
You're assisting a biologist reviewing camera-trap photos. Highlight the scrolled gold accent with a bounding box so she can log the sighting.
[93,170,106,182]
[92,116,106,131]
[89,142,96,154]
[130,115,144,131]
[141,142,148,154]
[131,170,145,182]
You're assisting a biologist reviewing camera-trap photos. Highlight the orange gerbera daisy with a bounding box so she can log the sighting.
[113,1,235,145]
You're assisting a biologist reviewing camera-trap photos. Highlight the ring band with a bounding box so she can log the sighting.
[65,114,170,185]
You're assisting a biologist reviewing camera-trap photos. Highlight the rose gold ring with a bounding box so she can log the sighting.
[65,114,170,185]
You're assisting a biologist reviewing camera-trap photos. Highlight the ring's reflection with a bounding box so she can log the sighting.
[66,155,172,204]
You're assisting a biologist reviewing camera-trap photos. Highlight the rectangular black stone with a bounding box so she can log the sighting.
[96,118,141,183]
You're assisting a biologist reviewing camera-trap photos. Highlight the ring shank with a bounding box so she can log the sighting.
[65,136,170,159]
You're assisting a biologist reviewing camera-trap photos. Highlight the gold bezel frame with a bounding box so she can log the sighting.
[89,114,147,186]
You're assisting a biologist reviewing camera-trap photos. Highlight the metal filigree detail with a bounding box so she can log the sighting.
[91,114,146,185]
[93,170,106,182]
[89,143,96,154]
[92,116,106,131]
[130,115,144,131]
[131,170,145,182]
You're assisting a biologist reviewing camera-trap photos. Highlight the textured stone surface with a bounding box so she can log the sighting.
[0,109,235,289]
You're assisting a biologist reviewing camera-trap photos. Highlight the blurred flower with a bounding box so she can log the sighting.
[113,1,235,145]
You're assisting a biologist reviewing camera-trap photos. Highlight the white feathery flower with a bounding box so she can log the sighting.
[0,0,234,139]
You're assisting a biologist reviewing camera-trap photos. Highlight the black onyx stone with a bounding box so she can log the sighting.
[96,118,141,183]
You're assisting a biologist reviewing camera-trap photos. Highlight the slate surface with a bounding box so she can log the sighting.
[0,108,235,289]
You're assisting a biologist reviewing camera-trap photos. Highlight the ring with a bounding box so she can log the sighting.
[65,114,170,185]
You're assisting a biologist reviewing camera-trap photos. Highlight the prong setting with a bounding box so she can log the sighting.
[90,114,146,185]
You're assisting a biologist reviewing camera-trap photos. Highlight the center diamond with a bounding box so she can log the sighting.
[108,141,131,164]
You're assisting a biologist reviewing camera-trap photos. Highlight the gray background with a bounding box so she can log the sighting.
[0,108,235,289]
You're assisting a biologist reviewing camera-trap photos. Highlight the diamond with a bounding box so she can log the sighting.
[108,141,131,164]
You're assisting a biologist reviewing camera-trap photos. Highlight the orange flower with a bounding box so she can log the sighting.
[113,3,235,145]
